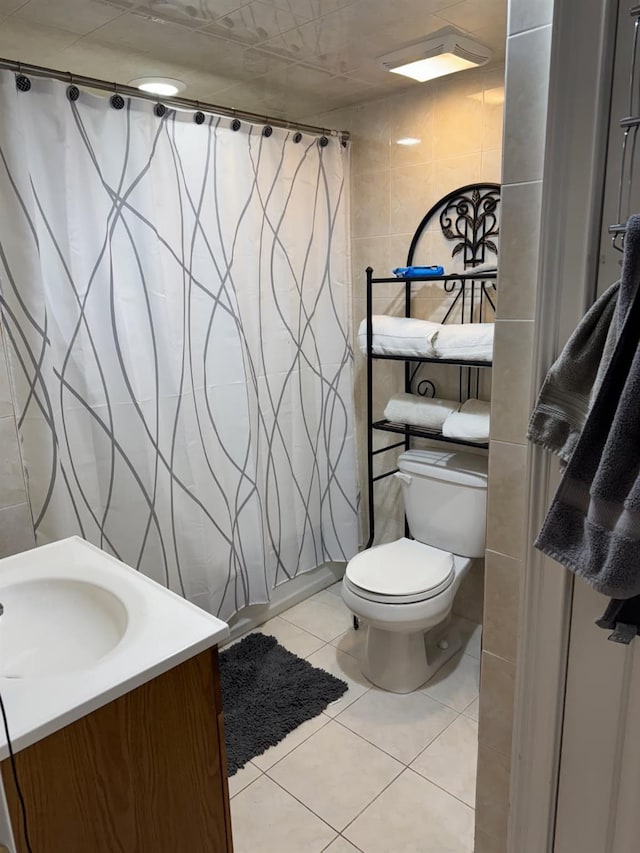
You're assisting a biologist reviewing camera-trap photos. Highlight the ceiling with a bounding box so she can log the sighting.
[0,0,507,120]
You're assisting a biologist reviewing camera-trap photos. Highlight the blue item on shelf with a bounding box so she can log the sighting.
[392,265,445,278]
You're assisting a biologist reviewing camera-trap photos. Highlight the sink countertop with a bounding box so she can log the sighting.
[0,537,229,760]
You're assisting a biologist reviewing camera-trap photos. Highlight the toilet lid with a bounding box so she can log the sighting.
[346,538,455,599]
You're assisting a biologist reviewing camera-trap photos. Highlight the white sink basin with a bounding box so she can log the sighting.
[0,578,128,678]
[0,536,229,762]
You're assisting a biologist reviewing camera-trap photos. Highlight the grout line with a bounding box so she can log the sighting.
[338,836,365,853]
[339,762,406,836]
[253,712,332,773]
[462,694,480,716]
[264,771,353,837]
[229,762,264,799]
[331,702,470,772]
[403,765,478,812]
[320,834,365,853]
[319,834,342,852]
[232,770,342,844]
[329,715,410,768]
[508,21,552,38]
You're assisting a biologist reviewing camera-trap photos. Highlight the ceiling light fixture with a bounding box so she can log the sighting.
[129,77,186,97]
[396,137,421,146]
[380,35,492,83]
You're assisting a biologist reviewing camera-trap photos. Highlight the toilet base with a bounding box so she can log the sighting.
[362,621,462,693]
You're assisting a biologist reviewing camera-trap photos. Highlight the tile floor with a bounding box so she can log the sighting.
[228,582,482,853]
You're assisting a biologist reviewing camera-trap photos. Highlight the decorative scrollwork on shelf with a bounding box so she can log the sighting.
[416,379,436,397]
[439,186,500,267]
[407,182,501,270]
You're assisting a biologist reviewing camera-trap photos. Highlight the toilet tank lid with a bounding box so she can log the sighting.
[398,449,488,488]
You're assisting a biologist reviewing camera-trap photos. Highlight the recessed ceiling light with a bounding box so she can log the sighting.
[129,77,186,97]
[380,34,491,83]
[396,137,421,146]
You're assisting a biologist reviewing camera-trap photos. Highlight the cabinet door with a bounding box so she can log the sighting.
[2,649,233,853]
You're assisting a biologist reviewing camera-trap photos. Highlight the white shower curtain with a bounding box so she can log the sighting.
[0,72,358,619]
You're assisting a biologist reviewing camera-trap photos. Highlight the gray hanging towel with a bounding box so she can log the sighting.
[527,279,620,462]
[534,214,640,605]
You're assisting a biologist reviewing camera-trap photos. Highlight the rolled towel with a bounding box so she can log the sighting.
[430,322,494,362]
[384,393,460,431]
[468,263,497,275]
[358,316,439,357]
[442,398,491,443]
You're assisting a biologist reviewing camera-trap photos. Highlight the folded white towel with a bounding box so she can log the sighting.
[442,398,491,443]
[430,323,494,362]
[468,263,498,275]
[384,393,460,431]
[358,316,439,357]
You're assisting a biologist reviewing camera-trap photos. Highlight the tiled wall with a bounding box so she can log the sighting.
[310,64,504,556]
[0,332,35,557]
[475,2,555,851]
[309,65,504,623]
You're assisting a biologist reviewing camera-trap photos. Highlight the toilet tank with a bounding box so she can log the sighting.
[397,449,488,557]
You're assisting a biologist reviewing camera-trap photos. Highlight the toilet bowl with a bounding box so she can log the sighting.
[342,449,487,693]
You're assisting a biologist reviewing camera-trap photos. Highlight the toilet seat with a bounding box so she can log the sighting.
[345,538,455,604]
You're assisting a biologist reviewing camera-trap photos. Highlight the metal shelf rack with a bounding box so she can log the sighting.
[364,183,501,548]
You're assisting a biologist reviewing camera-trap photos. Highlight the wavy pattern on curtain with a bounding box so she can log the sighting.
[0,73,358,620]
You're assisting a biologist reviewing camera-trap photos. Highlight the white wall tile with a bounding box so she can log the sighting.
[490,320,535,444]
[508,0,554,36]
[496,180,543,320]
[0,339,14,418]
[502,26,552,184]
[0,502,35,557]
[0,415,27,508]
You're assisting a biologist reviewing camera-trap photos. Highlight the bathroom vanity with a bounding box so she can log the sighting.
[0,538,232,853]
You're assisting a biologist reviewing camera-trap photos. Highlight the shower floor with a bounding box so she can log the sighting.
[227,582,481,853]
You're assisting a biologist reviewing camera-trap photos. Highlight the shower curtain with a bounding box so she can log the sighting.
[0,72,358,620]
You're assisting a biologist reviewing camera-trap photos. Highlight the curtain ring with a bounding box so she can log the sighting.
[15,62,32,92]
[110,82,125,110]
[67,73,80,101]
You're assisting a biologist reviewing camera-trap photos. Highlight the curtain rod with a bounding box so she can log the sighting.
[0,56,350,143]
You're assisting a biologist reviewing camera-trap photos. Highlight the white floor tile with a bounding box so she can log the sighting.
[410,715,478,807]
[231,775,336,853]
[281,589,353,641]
[330,625,367,660]
[336,688,458,764]
[421,652,480,712]
[268,720,403,832]
[453,617,482,660]
[306,644,372,717]
[228,761,261,798]
[463,696,479,721]
[344,769,475,853]
[256,615,326,658]
[252,712,330,771]
[323,837,362,852]
[326,580,345,597]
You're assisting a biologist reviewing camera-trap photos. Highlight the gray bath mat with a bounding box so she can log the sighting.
[219,632,348,775]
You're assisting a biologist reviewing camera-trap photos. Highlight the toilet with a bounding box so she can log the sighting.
[342,448,488,693]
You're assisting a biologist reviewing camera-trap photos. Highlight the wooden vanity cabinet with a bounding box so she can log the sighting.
[1,647,233,853]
